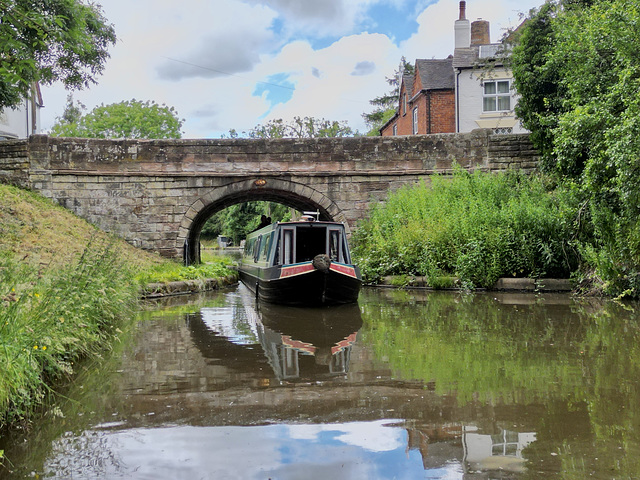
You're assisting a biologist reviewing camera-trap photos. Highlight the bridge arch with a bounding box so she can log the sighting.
[178,178,350,264]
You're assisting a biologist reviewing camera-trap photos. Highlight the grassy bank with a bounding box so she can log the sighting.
[0,184,235,433]
[352,167,584,289]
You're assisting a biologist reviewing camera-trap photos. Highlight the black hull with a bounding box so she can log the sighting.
[239,266,361,306]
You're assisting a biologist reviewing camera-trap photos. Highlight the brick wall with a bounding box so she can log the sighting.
[381,90,455,136]
[428,91,456,134]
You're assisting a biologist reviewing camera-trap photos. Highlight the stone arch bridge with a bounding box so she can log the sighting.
[1,132,538,263]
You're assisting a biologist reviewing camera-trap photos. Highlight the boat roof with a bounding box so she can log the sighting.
[246,219,346,239]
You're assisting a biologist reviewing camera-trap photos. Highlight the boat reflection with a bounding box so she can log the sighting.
[187,288,362,382]
[249,303,362,381]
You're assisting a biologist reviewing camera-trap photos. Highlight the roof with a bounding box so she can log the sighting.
[401,73,414,97]
[415,58,455,90]
[452,46,479,68]
[453,44,509,69]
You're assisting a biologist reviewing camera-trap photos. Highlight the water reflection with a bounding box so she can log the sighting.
[2,287,640,479]
[193,297,362,381]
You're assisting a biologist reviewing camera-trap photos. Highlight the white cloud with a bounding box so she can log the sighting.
[39,0,543,139]
[242,0,378,37]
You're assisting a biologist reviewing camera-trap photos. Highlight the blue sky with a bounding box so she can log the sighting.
[40,0,542,138]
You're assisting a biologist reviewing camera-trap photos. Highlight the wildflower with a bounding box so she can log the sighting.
[33,345,38,349]
[42,346,47,351]
[34,293,40,298]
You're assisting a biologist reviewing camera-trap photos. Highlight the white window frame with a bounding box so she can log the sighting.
[412,107,418,134]
[482,80,511,112]
[392,123,397,136]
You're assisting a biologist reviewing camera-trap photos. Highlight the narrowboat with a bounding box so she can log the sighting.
[238,214,361,306]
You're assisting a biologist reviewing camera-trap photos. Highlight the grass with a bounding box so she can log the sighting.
[0,244,138,428]
[135,256,235,284]
[0,184,236,432]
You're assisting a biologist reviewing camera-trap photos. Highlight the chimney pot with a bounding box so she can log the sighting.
[459,1,466,20]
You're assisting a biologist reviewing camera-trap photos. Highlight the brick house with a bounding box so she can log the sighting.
[380,57,455,136]
[380,1,525,136]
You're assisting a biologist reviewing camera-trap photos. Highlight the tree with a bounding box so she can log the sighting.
[508,2,566,171]
[510,0,640,296]
[362,57,414,136]
[0,0,116,109]
[228,116,356,139]
[50,99,184,139]
[201,202,292,245]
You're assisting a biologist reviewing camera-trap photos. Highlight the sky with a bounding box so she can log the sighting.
[40,0,543,138]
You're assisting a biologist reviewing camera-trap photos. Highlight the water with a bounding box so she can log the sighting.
[2,286,640,479]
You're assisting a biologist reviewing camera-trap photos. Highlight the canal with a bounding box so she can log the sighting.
[1,285,639,479]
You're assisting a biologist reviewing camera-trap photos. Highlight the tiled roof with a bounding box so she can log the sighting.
[453,44,509,69]
[415,58,455,90]
[402,73,414,97]
[452,47,479,68]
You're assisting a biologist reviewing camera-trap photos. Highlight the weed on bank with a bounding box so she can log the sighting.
[0,244,139,429]
[352,167,582,288]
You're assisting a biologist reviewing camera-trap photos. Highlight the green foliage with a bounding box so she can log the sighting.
[0,244,138,428]
[50,98,184,139]
[508,1,566,170]
[352,168,581,288]
[201,202,292,245]
[227,116,356,139]
[510,0,640,297]
[0,0,116,109]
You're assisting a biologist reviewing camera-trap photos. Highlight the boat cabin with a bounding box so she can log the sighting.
[243,221,352,268]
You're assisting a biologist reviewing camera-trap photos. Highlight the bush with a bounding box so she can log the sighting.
[352,167,581,288]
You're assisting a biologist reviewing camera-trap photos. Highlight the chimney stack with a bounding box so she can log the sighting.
[471,19,490,45]
[454,1,470,49]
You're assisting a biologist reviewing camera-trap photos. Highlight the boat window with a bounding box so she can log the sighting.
[329,229,342,262]
[296,226,326,262]
[253,236,262,262]
[282,228,294,265]
[342,236,351,264]
[273,231,281,265]
[244,238,255,258]
[260,232,273,262]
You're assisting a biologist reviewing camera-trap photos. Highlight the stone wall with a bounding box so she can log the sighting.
[0,139,29,187]
[2,131,539,261]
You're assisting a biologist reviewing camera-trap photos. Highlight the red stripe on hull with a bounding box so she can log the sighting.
[330,263,357,278]
[280,263,315,279]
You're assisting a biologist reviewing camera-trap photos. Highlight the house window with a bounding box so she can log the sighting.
[483,80,511,112]
[412,107,418,134]
[392,124,397,136]
[403,93,408,115]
